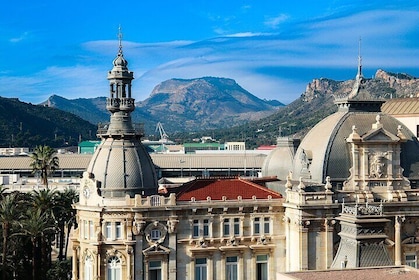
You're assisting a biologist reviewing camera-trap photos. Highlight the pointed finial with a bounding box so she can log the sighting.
[118,25,123,55]
[357,37,362,78]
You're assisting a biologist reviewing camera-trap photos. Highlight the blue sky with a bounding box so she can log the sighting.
[1,1,418,104]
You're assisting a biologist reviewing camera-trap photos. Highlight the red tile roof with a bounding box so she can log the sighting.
[256,145,277,150]
[176,177,282,201]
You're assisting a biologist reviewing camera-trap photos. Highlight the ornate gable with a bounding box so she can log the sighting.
[343,115,410,201]
[362,128,400,142]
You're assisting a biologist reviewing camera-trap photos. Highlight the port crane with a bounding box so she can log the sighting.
[155,122,169,143]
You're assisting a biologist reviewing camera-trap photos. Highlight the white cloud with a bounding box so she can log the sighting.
[9,32,29,43]
[264,14,289,29]
[1,6,418,105]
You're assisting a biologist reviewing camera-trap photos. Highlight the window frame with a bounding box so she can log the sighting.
[195,258,207,280]
[405,253,417,268]
[84,255,93,280]
[149,260,162,280]
[256,255,269,280]
[226,256,238,280]
[107,256,121,280]
[253,216,271,236]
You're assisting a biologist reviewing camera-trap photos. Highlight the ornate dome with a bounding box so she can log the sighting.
[85,29,158,198]
[87,138,157,197]
[262,61,419,189]
[291,111,419,185]
[112,52,128,68]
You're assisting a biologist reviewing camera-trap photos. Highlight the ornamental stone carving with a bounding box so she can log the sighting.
[369,153,387,178]
[144,221,167,245]
[132,220,146,235]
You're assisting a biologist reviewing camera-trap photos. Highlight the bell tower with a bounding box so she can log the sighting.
[104,26,136,137]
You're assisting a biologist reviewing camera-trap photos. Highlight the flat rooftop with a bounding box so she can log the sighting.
[281,266,419,280]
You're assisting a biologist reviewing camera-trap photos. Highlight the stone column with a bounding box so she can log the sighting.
[395,215,404,265]
[208,254,214,280]
[221,252,226,280]
[299,220,310,270]
[126,245,134,280]
[167,218,178,279]
[324,219,336,269]
[133,219,145,279]
[72,246,79,280]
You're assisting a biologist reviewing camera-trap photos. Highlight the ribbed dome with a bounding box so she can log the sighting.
[113,54,128,68]
[87,137,158,198]
[112,53,128,68]
[292,111,419,184]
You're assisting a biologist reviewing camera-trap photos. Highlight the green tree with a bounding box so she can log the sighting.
[19,209,56,280]
[29,145,59,189]
[54,188,78,261]
[0,193,21,279]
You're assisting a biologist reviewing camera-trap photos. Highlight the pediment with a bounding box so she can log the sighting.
[362,128,399,142]
[142,244,171,256]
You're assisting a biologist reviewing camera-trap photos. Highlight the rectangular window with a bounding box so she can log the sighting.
[254,218,260,235]
[83,220,88,239]
[406,254,417,268]
[203,219,209,237]
[151,229,161,241]
[223,218,230,236]
[234,218,240,236]
[116,222,122,239]
[256,255,268,280]
[226,256,238,280]
[195,258,207,280]
[263,217,270,234]
[149,260,162,280]
[89,221,94,239]
[105,222,112,240]
[193,220,199,237]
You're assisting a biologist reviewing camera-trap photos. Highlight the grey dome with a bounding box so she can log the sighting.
[263,62,419,188]
[87,138,158,198]
[85,34,158,198]
[292,111,419,184]
[113,53,128,68]
[262,137,300,195]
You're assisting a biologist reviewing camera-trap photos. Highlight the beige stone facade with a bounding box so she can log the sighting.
[72,173,285,279]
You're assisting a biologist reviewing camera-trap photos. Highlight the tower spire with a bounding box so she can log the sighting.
[118,25,123,55]
[357,37,362,78]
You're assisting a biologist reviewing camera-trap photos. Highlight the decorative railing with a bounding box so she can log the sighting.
[96,122,144,136]
[342,201,383,216]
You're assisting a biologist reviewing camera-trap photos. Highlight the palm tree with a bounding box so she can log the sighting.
[31,189,58,273]
[19,209,56,280]
[0,193,20,279]
[54,188,78,261]
[30,145,59,189]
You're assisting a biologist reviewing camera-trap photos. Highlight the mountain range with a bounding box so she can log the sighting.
[194,69,419,147]
[1,69,418,149]
[43,77,283,135]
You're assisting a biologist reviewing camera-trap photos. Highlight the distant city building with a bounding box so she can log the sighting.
[0,147,29,156]
[78,140,101,154]
[224,141,245,151]
[183,142,223,154]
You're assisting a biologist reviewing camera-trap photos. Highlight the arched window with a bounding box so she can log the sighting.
[84,255,93,280]
[107,256,121,280]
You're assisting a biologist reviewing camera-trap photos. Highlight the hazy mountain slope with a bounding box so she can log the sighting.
[45,77,283,134]
[0,97,97,148]
[179,69,419,147]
